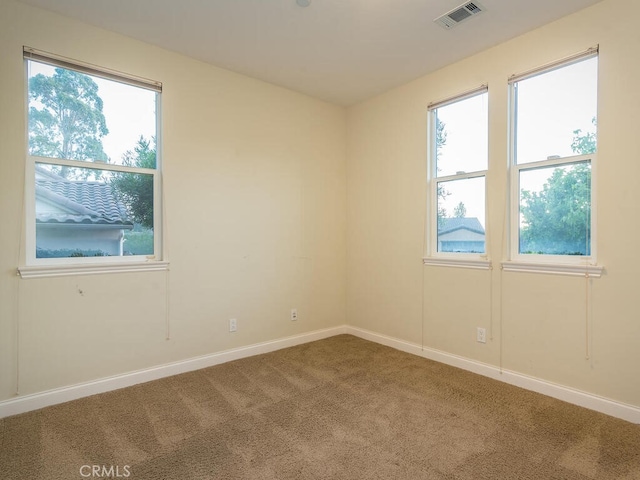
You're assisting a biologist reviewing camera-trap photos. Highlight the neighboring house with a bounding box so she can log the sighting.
[438,217,485,253]
[35,167,133,257]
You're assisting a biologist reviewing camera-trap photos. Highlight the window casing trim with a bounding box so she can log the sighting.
[25,163,164,265]
[18,261,169,279]
[426,88,489,261]
[22,52,164,272]
[423,256,491,270]
[23,155,165,269]
[508,154,596,265]
[507,53,598,266]
[501,261,603,278]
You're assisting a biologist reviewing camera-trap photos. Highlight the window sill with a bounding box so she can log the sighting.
[423,257,492,270]
[501,261,603,278]
[17,261,169,279]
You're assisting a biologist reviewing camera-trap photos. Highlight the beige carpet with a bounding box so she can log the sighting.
[1,334,639,479]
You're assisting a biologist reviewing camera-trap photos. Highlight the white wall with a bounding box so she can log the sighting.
[347,0,640,409]
[0,0,347,401]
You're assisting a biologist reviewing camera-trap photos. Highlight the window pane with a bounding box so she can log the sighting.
[437,176,485,253]
[27,61,157,167]
[519,162,591,255]
[515,57,597,164]
[35,163,154,258]
[435,92,488,177]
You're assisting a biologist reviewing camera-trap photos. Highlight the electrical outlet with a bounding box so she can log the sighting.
[476,327,486,343]
[290,308,298,321]
[229,318,237,332]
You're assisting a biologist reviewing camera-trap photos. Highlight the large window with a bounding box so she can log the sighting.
[22,48,163,272]
[428,88,488,257]
[509,50,598,262]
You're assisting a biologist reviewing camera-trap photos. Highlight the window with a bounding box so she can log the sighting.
[427,88,488,260]
[21,48,164,276]
[509,49,598,264]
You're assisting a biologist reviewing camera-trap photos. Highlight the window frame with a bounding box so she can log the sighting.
[506,49,599,271]
[19,48,167,278]
[425,86,490,269]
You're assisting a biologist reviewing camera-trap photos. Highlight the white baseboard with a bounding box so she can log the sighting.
[3,324,638,425]
[0,325,347,419]
[346,326,640,424]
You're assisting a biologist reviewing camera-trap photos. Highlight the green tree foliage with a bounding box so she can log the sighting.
[111,136,155,229]
[122,230,154,255]
[435,117,450,226]
[519,120,596,255]
[520,163,591,254]
[571,117,597,156]
[36,247,107,258]
[453,201,467,218]
[28,67,109,177]
[435,119,468,225]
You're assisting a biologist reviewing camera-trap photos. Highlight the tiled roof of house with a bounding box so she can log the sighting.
[36,176,133,227]
[439,217,485,235]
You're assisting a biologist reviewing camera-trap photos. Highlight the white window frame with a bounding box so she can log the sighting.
[424,86,491,270]
[503,47,603,277]
[18,48,167,278]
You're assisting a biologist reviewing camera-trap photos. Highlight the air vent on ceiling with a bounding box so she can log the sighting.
[434,2,486,29]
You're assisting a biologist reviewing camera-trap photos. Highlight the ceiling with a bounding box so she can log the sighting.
[16,0,604,106]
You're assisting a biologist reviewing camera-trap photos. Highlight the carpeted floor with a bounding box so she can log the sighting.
[1,334,639,479]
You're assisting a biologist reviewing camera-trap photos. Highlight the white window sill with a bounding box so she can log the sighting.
[17,261,169,279]
[423,257,492,270]
[501,261,603,278]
